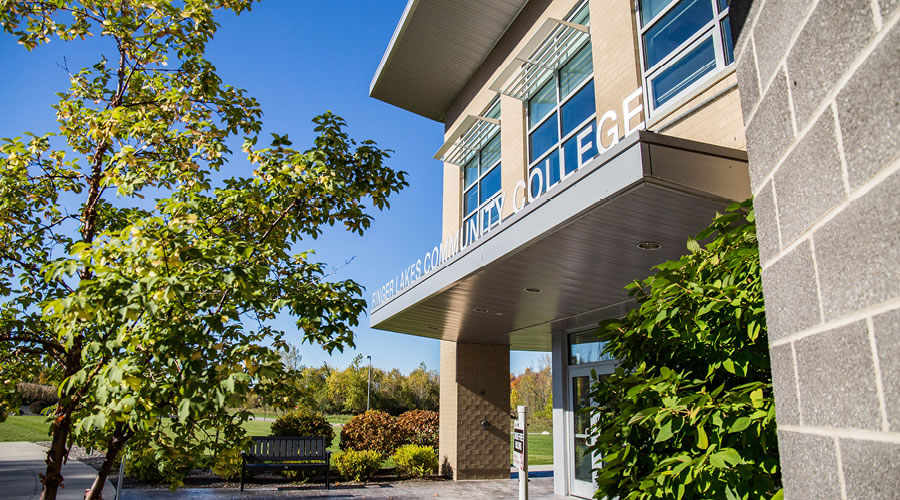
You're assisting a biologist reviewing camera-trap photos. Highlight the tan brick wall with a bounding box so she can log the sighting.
[589,0,643,147]
[441,163,461,242]
[439,341,510,480]
[651,72,747,150]
[500,94,527,219]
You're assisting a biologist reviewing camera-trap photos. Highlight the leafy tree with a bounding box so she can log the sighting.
[0,2,406,499]
[510,355,552,420]
[327,354,369,414]
[588,200,780,499]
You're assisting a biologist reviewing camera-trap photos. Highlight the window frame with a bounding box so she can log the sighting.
[526,39,596,198]
[461,100,502,245]
[637,0,733,119]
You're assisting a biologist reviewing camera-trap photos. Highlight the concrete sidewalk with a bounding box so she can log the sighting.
[122,476,564,499]
[0,442,116,500]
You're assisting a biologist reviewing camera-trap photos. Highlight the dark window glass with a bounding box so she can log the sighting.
[479,166,501,204]
[563,122,597,174]
[464,157,478,188]
[560,44,593,98]
[480,133,501,173]
[481,202,500,233]
[529,151,560,198]
[528,78,557,128]
[640,0,675,24]
[651,36,716,108]
[464,186,478,216]
[643,0,714,69]
[529,112,559,163]
[722,18,734,64]
[464,214,478,244]
[718,0,729,10]
[569,331,614,365]
[561,80,595,136]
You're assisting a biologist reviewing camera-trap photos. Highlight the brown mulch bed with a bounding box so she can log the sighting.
[34,442,447,490]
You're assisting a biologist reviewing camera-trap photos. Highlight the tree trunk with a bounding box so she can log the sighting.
[40,410,72,500]
[85,424,131,500]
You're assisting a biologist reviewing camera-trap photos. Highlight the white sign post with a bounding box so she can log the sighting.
[514,405,528,500]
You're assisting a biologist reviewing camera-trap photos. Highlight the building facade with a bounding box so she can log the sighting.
[369,0,898,498]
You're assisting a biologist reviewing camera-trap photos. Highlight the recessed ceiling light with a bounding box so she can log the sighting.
[427,326,438,331]
[493,312,503,316]
[524,287,542,293]
[473,307,489,313]
[637,241,662,250]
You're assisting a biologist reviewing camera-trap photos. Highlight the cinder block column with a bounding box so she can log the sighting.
[733,0,900,497]
[439,340,510,480]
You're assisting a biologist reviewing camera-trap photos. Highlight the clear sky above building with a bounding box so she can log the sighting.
[0,0,547,375]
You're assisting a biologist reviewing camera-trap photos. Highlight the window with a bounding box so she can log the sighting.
[639,0,734,113]
[527,39,597,201]
[569,330,614,365]
[462,99,502,245]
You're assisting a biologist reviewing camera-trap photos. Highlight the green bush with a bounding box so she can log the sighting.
[333,449,382,482]
[270,409,334,444]
[124,445,190,483]
[396,410,438,448]
[588,200,781,499]
[392,444,437,478]
[339,410,400,455]
[210,447,242,481]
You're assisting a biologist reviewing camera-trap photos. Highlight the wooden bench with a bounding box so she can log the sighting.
[240,436,331,491]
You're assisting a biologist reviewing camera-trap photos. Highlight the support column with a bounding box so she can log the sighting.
[733,0,900,497]
[439,340,510,480]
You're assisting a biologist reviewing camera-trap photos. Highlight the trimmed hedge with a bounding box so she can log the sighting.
[16,383,58,404]
[392,444,437,478]
[333,449,381,482]
[396,409,438,449]
[339,410,401,455]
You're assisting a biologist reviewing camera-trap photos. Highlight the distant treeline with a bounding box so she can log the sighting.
[243,350,439,416]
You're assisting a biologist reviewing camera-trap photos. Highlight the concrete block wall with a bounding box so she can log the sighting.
[438,341,511,480]
[734,0,900,497]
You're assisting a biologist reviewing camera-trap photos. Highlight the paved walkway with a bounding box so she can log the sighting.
[121,476,565,499]
[0,442,116,500]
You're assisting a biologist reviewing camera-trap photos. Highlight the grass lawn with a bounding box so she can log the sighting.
[0,415,51,442]
[511,433,553,466]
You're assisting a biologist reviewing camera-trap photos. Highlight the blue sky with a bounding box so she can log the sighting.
[0,0,546,375]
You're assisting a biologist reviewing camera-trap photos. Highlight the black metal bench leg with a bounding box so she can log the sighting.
[240,460,245,492]
[325,464,330,490]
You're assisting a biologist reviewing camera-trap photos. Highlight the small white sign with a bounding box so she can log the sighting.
[513,421,525,470]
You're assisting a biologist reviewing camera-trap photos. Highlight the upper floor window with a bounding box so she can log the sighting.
[526,38,597,201]
[639,0,734,114]
[462,99,502,245]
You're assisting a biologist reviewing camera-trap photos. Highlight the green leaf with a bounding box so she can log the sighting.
[655,419,674,443]
[770,489,784,500]
[729,417,751,433]
[696,425,708,449]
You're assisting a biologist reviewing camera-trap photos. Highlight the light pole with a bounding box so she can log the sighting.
[366,355,372,411]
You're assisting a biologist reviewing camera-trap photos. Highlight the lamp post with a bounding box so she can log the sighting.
[366,355,372,411]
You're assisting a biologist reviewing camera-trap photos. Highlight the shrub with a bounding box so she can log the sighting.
[396,410,438,448]
[333,449,381,482]
[392,444,437,478]
[270,409,335,445]
[28,401,47,415]
[210,447,242,481]
[124,445,189,483]
[339,410,400,455]
[16,383,58,404]
[588,200,781,499]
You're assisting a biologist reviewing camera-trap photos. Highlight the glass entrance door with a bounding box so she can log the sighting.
[569,370,596,498]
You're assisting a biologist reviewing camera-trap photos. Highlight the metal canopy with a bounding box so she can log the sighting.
[369,0,528,122]
[433,114,501,166]
[370,132,751,351]
[489,17,590,101]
